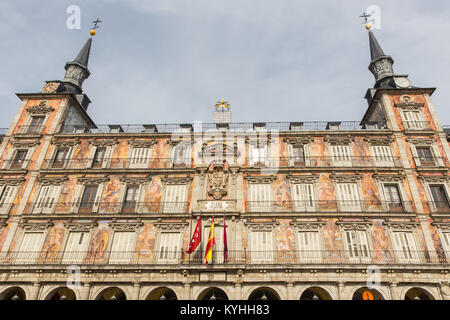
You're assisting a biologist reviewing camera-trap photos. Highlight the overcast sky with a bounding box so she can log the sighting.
[0,0,449,128]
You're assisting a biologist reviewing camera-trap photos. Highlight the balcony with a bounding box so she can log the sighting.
[14,125,45,135]
[245,200,413,214]
[427,201,450,214]
[1,250,447,266]
[403,121,432,131]
[41,158,192,170]
[22,201,189,215]
[2,158,31,170]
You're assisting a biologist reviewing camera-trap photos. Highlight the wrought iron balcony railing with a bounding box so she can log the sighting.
[1,158,32,170]
[245,200,414,213]
[22,201,189,215]
[14,125,45,135]
[426,201,450,214]
[40,155,403,170]
[403,121,432,130]
[59,121,389,134]
[0,249,447,266]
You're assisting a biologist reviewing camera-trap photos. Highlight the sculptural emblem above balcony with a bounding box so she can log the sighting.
[208,161,229,200]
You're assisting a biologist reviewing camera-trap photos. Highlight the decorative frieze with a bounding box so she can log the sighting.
[78,175,110,185]
[154,220,188,230]
[336,218,372,230]
[51,137,81,147]
[161,175,192,185]
[284,137,314,146]
[372,173,405,182]
[417,175,450,183]
[19,220,54,231]
[26,101,55,114]
[10,140,41,148]
[64,221,98,232]
[0,177,25,186]
[394,96,424,110]
[244,219,279,230]
[109,221,143,232]
[91,137,119,147]
[330,173,362,183]
[244,175,277,184]
[324,135,354,145]
[37,175,68,185]
[128,138,156,148]
[383,219,419,230]
[431,220,450,231]
[363,137,394,146]
[406,138,436,145]
[286,174,318,184]
[290,219,324,230]
[119,176,151,185]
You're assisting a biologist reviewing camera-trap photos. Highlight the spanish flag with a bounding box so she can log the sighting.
[204,217,215,265]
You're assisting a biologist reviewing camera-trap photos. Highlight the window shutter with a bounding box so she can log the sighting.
[431,145,444,167]
[62,232,88,264]
[249,145,255,166]
[332,145,351,166]
[0,185,18,214]
[102,146,114,168]
[17,232,45,263]
[338,183,360,212]
[410,146,421,167]
[163,185,187,213]
[21,148,33,169]
[2,148,15,169]
[110,231,135,264]
[70,185,85,212]
[34,185,61,214]
[304,144,311,166]
[372,146,393,167]
[288,144,294,167]
[442,232,450,253]
[298,231,320,262]
[86,146,97,168]
[159,232,181,262]
[92,184,104,213]
[130,148,150,168]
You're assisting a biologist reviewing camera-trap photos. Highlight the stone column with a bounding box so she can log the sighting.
[80,283,91,300]
[389,282,399,300]
[286,282,294,300]
[132,282,141,300]
[233,283,242,300]
[337,282,345,300]
[29,282,41,300]
[182,283,191,300]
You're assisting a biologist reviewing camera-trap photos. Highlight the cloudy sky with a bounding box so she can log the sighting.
[0,0,449,128]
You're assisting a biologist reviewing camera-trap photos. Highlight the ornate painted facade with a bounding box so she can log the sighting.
[0,30,449,301]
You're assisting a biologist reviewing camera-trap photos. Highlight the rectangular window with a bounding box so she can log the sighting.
[371,146,394,167]
[430,185,450,210]
[10,150,28,169]
[403,111,424,129]
[129,147,151,168]
[297,231,321,262]
[79,185,98,212]
[384,184,404,212]
[0,185,18,214]
[16,232,45,264]
[109,232,135,264]
[251,231,274,262]
[27,116,45,134]
[292,146,305,166]
[33,185,60,214]
[158,232,181,262]
[52,148,70,168]
[442,232,450,254]
[92,147,106,168]
[248,183,271,212]
[173,145,191,167]
[249,144,267,166]
[123,185,139,213]
[293,183,315,212]
[416,147,435,166]
[391,231,418,262]
[62,232,88,264]
[330,145,351,166]
[163,184,187,213]
[337,183,361,212]
[344,230,370,261]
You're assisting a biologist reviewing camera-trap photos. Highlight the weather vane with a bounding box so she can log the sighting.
[215,99,231,112]
[360,12,372,30]
[90,18,102,36]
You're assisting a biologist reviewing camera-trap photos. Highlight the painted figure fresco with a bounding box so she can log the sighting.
[353,137,371,166]
[361,173,382,211]
[371,220,393,262]
[143,176,163,212]
[275,220,296,262]
[58,176,78,213]
[111,140,128,168]
[72,140,90,168]
[310,137,329,167]
[427,219,446,260]
[99,177,120,213]
[274,175,292,211]
[134,224,156,263]
[322,220,345,259]
[150,139,169,168]
[41,223,65,262]
[0,224,11,251]
[279,138,289,167]
[318,174,337,211]
[86,224,110,263]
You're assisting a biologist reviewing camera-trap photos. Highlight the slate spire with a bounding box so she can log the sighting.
[62,37,93,93]
[367,30,394,87]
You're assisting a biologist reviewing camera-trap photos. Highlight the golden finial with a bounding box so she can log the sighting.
[360,12,372,31]
[90,18,102,37]
[365,23,372,30]
[215,99,231,111]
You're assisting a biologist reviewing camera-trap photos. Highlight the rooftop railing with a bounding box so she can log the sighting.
[1,250,447,266]
[14,125,45,135]
[59,121,388,134]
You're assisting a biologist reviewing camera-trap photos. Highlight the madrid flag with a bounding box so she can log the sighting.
[204,217,215,265]
[186,216,201,254]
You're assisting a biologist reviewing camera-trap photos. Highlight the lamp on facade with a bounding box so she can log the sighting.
[260,291,268,301]
[11,294,20,301]
[60,295,67,300]
[312,293,319,301]
[210,290,216,301]
[160,294,166,300]
[110,295,117,300]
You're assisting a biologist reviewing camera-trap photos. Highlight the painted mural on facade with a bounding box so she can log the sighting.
[275,220,296,262]
[273,175,292,211]
[150,139,169,168]
[361,173,382,211]
[86,223,110,263]
[58,176,78,213]
[310,137,329,167]
[371,220,393,262]
[353,137,372,166]
[41,223,65,261]
[322,219,344,258]
[427,219,446,260]
[72,140,90,169]
[99,176,121,213]
[134,223,156,263]
[143,176,163,212]
[111,139,128,168]
[318,174,337,211]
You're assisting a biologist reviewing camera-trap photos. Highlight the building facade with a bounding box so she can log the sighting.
[0,30,449,301]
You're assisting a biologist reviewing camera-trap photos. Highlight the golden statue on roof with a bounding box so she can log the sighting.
[215,99,231,111]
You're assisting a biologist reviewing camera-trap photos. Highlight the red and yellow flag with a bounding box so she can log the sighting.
[204,217,215,265]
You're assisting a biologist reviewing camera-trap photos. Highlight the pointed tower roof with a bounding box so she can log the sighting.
[72,37,92,68]
[368,30,386,61]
